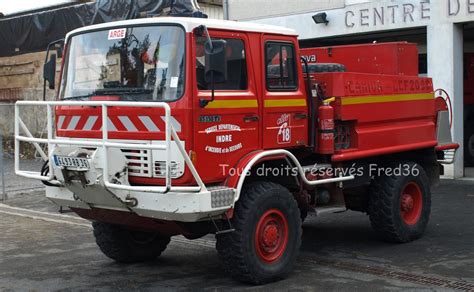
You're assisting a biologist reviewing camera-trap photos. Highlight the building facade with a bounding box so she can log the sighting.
[229,0,474,178]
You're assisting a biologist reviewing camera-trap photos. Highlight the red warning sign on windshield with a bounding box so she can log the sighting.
[108,28,126,40]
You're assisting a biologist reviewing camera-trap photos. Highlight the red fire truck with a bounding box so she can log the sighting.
[15,18,458,284]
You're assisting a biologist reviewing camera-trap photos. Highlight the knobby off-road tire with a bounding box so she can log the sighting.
[464,122,474,166]
[92,221,170,263]
[368,162,431,243]
[216,181,302,284]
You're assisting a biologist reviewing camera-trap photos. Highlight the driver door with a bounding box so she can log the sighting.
[192,31,260,183]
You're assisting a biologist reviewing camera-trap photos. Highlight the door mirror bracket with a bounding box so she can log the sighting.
[196,25,227,108]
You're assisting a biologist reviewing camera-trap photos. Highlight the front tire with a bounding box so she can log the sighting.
[368,162,431,243]
[92,221,170,263]
[216,181,302,284]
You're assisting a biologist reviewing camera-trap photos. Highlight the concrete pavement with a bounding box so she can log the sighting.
[1,179,474,290]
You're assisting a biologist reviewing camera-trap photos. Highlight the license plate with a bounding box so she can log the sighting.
[53,155,90,170]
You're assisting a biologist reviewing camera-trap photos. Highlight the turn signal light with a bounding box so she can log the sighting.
[189,150,197,165]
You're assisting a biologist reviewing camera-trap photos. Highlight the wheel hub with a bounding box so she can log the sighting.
[262,224,279,247]
[400,182,423,225]
[401,194,414,212]
[255,209,289,263]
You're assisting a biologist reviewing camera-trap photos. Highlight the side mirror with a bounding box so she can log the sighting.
[204,39,227,83]
[43,54,57,90]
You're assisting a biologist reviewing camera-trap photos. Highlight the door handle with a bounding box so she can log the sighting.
[294,113,308,120]
[243,115,259,122]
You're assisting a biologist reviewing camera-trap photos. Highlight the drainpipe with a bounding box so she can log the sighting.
[223,0,229,20]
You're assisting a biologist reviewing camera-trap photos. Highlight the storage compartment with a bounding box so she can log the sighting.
[301,42,419,76]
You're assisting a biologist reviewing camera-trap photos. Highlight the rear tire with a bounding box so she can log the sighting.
[368,162,431,243]
[92,221,170,263]
[216,181,302,284]
[464,122,474,166]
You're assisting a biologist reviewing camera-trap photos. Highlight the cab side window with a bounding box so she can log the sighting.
[196,37,247,90]
[265,42,297,90]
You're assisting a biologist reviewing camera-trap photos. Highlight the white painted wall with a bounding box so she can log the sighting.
[242,0,434,40]
[234,0,474,39]
[200,3,224,19]
[346,0,370,5]
[228,0,344,21]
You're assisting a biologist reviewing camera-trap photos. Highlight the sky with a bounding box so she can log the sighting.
[0,0,75,15]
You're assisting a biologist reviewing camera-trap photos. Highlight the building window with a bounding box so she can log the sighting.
[196,37,247,90]
[265,42,298,90]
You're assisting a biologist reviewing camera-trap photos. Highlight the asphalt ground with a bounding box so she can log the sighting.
[1,179,474,291]
[0,157,43,195]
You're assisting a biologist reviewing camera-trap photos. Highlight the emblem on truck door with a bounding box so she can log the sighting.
[204,124,243,154]
[277,114,291,144]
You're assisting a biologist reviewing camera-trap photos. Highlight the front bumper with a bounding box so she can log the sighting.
[46,185,235,222]
[15,101,234,222]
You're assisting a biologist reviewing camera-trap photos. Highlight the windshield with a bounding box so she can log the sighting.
[59,25,185,101]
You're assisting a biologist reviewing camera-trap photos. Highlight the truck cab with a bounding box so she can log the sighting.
[55,17,309,185]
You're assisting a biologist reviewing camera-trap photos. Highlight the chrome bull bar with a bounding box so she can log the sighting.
[14,101,207,194]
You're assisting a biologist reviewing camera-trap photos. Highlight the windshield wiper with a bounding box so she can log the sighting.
[63,88,152,101]
[93,88,153,95]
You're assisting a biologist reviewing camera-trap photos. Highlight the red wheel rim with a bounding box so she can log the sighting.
[400,182,423,225]
[254,209,289,263]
